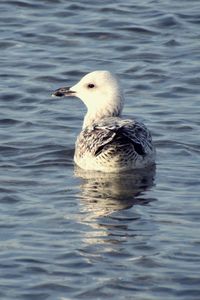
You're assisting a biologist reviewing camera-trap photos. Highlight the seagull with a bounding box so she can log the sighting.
[52,70,155,172]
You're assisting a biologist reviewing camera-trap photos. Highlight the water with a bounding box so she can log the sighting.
[0,0,200,299]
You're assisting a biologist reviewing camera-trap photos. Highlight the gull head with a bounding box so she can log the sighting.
[52,70,124,128]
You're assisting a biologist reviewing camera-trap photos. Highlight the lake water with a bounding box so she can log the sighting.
[0,0,200,299]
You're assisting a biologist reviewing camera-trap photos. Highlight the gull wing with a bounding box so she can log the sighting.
[76,117,152,158]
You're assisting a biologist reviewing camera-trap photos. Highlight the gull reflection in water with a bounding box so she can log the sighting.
[74,165,156,219]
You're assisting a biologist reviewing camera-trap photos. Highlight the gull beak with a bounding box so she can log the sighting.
[52,86,76,97]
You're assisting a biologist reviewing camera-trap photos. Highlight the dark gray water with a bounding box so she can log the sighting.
[1,0,200,299]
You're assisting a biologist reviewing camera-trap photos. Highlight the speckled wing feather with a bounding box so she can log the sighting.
[75,117,153,158]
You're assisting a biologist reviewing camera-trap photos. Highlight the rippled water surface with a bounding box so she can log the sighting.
[1,0,200,299]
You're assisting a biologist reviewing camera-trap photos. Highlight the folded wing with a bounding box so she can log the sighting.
[76,117,153,158]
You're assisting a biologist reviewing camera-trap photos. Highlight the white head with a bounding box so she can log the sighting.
[52,70,124,128]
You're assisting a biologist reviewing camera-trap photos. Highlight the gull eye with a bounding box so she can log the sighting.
[87,83,95,89]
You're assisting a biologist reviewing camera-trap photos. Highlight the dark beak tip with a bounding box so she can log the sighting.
[51,87,75,97]
[52,90,64,97]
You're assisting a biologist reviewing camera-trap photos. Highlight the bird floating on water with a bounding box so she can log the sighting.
[52,70,155,172]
